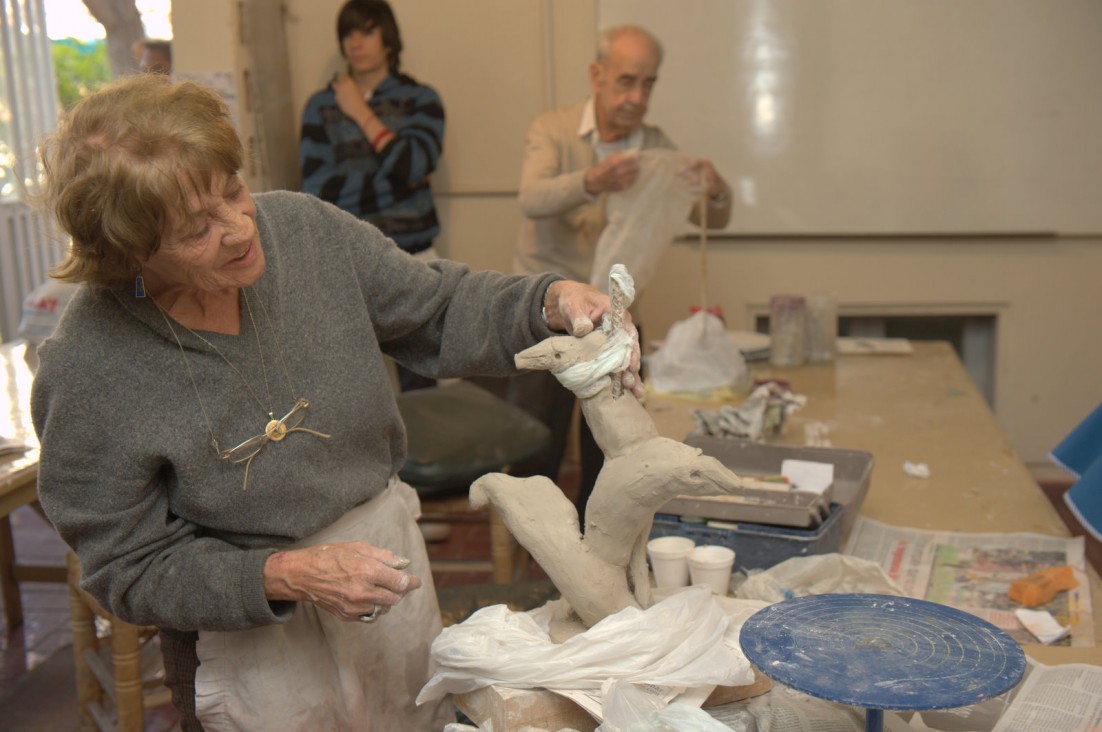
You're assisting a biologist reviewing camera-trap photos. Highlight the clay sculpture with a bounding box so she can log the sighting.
[470,266,757,628]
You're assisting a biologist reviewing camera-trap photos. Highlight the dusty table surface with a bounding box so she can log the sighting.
[645,341,1101,666]
[1,339,57,633]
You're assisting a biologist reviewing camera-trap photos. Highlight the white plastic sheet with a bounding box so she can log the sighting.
[590,149,700,295]
[597,680,733,732]
[417,586,754,705]
[737,554,904,604]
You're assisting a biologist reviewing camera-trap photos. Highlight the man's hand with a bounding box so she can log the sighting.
[681,158,726,200]
[263,542,421,622]
[542,280,644,398]
[584,151,640,195]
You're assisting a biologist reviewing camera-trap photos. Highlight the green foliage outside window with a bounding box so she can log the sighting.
[52,38,111,110]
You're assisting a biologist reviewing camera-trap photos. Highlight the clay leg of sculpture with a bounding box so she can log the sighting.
[470,474,640,627]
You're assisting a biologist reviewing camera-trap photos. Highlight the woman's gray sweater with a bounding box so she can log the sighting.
[32,191,559,631]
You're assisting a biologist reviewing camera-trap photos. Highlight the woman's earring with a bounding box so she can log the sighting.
[135,272,146,298]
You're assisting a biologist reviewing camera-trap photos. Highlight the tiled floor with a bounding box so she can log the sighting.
[0,468,578,730]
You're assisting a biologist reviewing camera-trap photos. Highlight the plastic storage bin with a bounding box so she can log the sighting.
[680,435,874,539]
[650,502,844,574]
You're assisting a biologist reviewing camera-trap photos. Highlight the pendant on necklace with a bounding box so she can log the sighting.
[265,419,288,441]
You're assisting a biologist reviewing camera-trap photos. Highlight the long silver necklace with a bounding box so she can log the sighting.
[154,287,330,489]
[168,289,274,416]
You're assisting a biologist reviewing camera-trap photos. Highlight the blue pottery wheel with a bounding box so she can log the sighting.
[740,593,1026,731]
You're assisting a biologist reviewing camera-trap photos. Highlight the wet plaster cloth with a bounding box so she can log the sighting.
[193,478,455,731]
[590,148,700,294]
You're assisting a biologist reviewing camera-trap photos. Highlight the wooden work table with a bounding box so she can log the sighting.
[0,339,65,633]
[645,341,1102,666]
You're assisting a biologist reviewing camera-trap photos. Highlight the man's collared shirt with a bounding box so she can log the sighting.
[578,97,644,162]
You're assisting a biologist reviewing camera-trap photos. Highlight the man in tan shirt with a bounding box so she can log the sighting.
[507,25,732,522]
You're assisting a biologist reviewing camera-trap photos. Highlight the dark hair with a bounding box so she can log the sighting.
[337,0,403,73]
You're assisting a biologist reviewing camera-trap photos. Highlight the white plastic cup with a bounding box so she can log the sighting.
[646,536,695,588]
[688,545,736,595]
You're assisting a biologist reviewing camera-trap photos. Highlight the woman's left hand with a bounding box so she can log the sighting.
[542,280,643,398]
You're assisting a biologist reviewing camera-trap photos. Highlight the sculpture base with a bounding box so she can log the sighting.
[453,666,772,731]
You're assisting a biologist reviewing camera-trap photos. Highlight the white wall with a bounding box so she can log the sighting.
[599,0,1102,237]
[635,236,1102,468]
[172,0,1102,470]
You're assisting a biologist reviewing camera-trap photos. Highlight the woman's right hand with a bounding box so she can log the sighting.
[262,541,422,622]
[330,73,370,124]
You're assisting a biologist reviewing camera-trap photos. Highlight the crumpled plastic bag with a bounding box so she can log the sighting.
[591,149,701,294]
[646,311,750,395]
[18,279,78,346]
[597,680,732,732]
[692,381,806,441]
[417,586,754,705]
[736,554,904,603]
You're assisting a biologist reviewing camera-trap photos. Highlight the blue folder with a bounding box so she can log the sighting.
[1051,402,1102,479]
[1056,402,1102,541]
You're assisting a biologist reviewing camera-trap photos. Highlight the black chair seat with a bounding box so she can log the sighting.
[396,380,551,496]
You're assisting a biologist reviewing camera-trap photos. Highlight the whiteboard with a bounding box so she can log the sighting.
[598,0,1102,236]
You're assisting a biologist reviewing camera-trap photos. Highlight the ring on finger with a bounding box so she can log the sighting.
[359,604,380,623]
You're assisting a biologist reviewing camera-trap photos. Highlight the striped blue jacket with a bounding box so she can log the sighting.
[300,72,444,254]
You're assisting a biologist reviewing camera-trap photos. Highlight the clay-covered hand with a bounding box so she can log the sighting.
[584,150,640,195]
[542,280,644,398]
[262,541,421,622]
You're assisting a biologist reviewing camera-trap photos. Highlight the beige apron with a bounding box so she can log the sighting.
[194,478,455,731]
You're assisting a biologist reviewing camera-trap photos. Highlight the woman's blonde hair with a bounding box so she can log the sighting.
[38,74,243,288]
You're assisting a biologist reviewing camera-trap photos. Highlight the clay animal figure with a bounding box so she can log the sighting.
[471,269,756,628]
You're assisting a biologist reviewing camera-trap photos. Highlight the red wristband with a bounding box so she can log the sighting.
[370,128,392,149]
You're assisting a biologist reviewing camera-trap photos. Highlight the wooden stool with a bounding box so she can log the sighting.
[397,380,551,583]
[66,552,173,732]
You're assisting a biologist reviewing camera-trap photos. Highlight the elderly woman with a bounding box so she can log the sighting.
[32,74,640,730]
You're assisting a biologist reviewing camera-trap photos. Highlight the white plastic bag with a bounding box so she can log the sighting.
[597,680,732,732]
[417,586,754,705]
[691,382,807,441]
[736,554,904,604]
[18,279,78,345]
[646,311,749,394]
[597,681,666,731]
[591,149,700,294]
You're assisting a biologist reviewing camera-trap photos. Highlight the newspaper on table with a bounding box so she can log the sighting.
[844,515,1093,646]
[989,661,1102,731]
